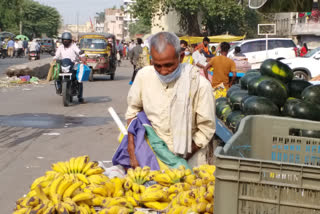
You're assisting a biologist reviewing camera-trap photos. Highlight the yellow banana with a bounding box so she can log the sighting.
[78,155,90,173]
[69,157,77,173]
[140,166,151,181]
[57,161,69,174]
[134,167,142,184]
[184,169,192,176]
[204,191,213,202]
[123,178,132,190]
[192,178,203,187]
[99,206,130,214]
[12,208,29,214]
[192,201,208,213]
[145,184,163,192]
[183,174,196,185]
[63,198,78,213]
[42,203,55,214]
[104,181,115,197]
[30,176,46,190]
[141,189,166,202]
[92,195,105,206]
[139,185,146,194]
[125,190,133,197]
[57,178,73,196]
[82,161,95,174]
[91,207,97,214]
[72,192,93,202]
[132,182,140,193]
[144,201,169,210]
[132,192,141,202]
[78,206,89,214]
[126,196,139,207]
[49,175,64,198]
[126,168,136,182]
[92,186,109,197]
[85,167,104,176]
[79,202,91,213]
[64,161,71,174]
[73,156,82,174]
[26,190,37,198]
[206,202,214,213]
[51,163,65,173]
[169,193,177,201]
[165,169,177,181]
[153,173,172,186]
[25,196,41,207]
[104,197,129,207]
[34,185,49,202]
[76,173,89,184]
[63,181,83,199]
[111,177,123,197]
[88,174,108,185]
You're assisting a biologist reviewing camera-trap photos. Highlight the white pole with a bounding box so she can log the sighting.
[108,107,128,135]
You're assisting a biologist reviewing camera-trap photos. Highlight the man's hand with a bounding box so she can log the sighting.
[127,132,140,168]
[186,142,201,160]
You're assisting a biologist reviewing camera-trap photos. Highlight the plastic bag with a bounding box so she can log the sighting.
[52,62,60,80]
[76,64,91,82]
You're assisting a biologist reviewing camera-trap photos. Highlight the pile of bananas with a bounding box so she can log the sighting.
[13,156,217,214]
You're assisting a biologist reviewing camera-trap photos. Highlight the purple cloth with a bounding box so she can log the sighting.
[112,112,160,170]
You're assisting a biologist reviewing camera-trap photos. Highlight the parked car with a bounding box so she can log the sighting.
[281,47,320,80]
[228,38,298,69]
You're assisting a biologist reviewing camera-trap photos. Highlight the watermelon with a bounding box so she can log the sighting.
[248,76,273,95]
[288,80,312,99]
[217,104,232,122]
[282,98,303,117]
[292,101,320,121]
[301,85,320,105]
[256,79,288,107]
[301,129,320,139]
[243,96,280,116]
[228,90,248,110]
[240,72,260,90]
[260,59,293,83]
[226,111,245,131]
[246,69,260,74]
[227,85,241,98]
[216,97,228,107]
[240,95,254,111]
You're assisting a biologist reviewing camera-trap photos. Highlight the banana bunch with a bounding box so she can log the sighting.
[167,185,214,214]
[98,197,134,214]
[153,166,191,187]
[14,173,96,214]
[140,184,169,211]
[192,165,216,185]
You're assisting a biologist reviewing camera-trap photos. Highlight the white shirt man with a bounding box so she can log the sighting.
[192,49,208,69]
[53,43,82,64]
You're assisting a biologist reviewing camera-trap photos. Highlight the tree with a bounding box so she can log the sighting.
[128,20,151,37]
[22,0,61,38]
[0,0,23,34]
[96,12,105,24]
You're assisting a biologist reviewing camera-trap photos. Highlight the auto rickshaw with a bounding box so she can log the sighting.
[79,33,117,81]
[40,38,55,56]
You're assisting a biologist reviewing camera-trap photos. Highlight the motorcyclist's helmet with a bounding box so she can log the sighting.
[61,32,72,48]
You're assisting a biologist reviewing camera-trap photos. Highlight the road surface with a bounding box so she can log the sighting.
[0,54,51,76]
[0,60,133,213]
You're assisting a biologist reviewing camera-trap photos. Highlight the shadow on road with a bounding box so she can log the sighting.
[0,113,112,130]
[84,96,112,104]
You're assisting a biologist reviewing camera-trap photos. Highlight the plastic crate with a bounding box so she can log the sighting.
[214,115,320,214]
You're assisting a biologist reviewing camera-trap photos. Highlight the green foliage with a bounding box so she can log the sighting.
[0,0,61,38]
[131,0,262,37]
[128,20,151,37]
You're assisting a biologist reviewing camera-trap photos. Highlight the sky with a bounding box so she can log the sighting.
[35,0,123,25]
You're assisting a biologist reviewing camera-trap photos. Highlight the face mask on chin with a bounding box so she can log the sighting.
[155,64,182,84]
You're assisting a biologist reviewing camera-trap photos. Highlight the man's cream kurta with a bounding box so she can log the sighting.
[126,65,216,152]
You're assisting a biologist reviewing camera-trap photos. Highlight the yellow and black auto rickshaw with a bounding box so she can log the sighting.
[79,33,117,81]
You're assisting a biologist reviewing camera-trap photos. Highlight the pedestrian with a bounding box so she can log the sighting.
[180,40,188,49]
[204,42,236,89]
[1,38,8,58]
[113,31,215,169]
[123,44,127,59]
[181,46,194,65]
[300,43,308,57]
[17,39,24,57]
[211,46,216,57]
[195,37,211,56]
[128,40,135,52]
[192,48,208,70]
[14,39,19,57]
[234,46,245,57]
[7,38,14,58]
[129,38,143,85]
[23,38,29,56]
[232,46,251,72]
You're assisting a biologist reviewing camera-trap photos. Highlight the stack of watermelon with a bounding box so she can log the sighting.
[216,58,320,133]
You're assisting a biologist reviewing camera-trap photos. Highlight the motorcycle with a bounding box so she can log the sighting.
[55,59,81,107]
[29,51,40,61]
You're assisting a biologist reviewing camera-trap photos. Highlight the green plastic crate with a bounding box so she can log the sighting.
[214,115,320,214]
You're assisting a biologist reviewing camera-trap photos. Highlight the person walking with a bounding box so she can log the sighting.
[129,38,143,85]
[204,42,236,89]
[23,38,29,56]
[7,38,14,58]
[17,39,24,57]
[300,43,308,57]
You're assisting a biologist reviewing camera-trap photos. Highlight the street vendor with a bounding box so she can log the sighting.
[113,32,215,170]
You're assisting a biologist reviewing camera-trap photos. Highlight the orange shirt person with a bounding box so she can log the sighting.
[204,42,236,88]
[195,37,210,55]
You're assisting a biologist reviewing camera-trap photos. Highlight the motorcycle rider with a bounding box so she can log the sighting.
[53,32,85,103]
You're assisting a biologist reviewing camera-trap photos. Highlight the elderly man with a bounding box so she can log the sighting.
[123,32,215,169]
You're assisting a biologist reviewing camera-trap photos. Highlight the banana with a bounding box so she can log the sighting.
[70,157,77,173]
[126,168,136,182]
[76,173,89,184]
[99,206,130,214]
[139,185,146,194]
[25,196,41,207]
[141,189,166,202]
[57,178,73,196]
[91,207,97,214]
[173,168,184,180]
[88,174,108,185]
[78,206,89,214]
[125,190,133,197]
[63,181,83,199]
[64,161,71,174]
[192,178,203,187]
[123,178,132,190]
[183,174,196,185]
[126,196,139,207]
[34,185,49,202]
[169,193,177,201]
[30,176,46,190]
[104,197,129,207]
[192,201,208,213]
[42,203,55,214]
[153,173,172,186]
[49,175,64,199]
[104,181,115,197]
[111,177,123,197]
[92,195,105,206]
[92,186,109,197]
[57,161,69,174]
[165,169,177,182]
[132,192,141,202]
[206,202,214,213]
[204,191,213,202]
[134,167,142,184]
[140,166,150,183]
[72,192,93,202]
[145,184,163,192]
[79,202,91,213]
[132,182,140,193]
[63,198,78,213]
[54,202,69,214]
[78,155,90,173]
[144,201,169,210]
[82,162,95,174]
[26,190,37,198]
[85,167,104,176]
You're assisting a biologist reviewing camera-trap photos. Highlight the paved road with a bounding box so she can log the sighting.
[0,54,51,76]
[0,60,133,213]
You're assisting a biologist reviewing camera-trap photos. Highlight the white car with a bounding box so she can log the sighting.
[281,47,320,80]
[228,38,298,69]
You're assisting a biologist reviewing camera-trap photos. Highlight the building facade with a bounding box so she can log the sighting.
[123,0,138,40]
[105,9,124,40]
